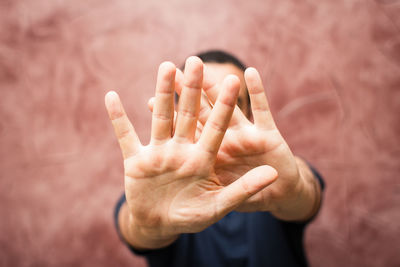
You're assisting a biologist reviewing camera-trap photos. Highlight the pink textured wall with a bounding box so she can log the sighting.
[1,0,399,266]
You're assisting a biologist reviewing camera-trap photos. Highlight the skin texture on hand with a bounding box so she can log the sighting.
[105,57,278,250]
[171,66,321,221]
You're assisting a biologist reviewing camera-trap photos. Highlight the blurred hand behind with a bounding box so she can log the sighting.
[197,67,302,213]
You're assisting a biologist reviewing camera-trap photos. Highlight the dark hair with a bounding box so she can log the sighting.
[195,50,247,71]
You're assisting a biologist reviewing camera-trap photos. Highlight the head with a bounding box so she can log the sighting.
[180,50,251,118]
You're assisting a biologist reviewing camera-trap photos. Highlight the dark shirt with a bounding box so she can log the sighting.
[114,166,324,267]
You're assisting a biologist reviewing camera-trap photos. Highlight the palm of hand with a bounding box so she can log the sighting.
[124,143,223,234]
[215,126,282,183]
[199,68,301,211]
[218,126,299,210]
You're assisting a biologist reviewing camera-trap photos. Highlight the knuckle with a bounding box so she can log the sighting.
[153,113,172,121]
[207,120,226,133]
[252,106,268,112]
[241,178,253,197]
[116,127,131,140]
[218,97,236,108]
[178,108,196,119]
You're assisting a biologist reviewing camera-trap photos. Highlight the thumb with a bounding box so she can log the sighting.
[215,165,278,215]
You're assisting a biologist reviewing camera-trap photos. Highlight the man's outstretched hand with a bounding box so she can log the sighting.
[105,57,277,250]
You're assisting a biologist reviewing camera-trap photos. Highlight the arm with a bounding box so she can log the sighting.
[270,157,322,221]
[106,57,278,250]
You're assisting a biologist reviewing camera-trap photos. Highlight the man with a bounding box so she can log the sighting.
[106,50,324,267]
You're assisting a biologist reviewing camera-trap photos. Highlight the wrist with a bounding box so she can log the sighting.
[298,162,321,220]
[119,202,179,250]
[290,157,321,221]
[270,157,320,221]
[269,175,305,220]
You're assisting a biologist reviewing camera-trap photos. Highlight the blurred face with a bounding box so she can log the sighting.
[204,63,250,118]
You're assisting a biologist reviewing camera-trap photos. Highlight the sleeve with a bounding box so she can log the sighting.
[303,162,325,222]
[307,163,325,192]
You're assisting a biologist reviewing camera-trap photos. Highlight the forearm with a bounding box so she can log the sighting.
[270,157,322,222]
[118,201,179,250]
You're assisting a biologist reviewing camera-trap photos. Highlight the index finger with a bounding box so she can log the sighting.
[105,91,141,159]
[198,75,240,154]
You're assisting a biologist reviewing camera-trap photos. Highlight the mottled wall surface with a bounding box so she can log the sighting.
[0,0,399,266]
